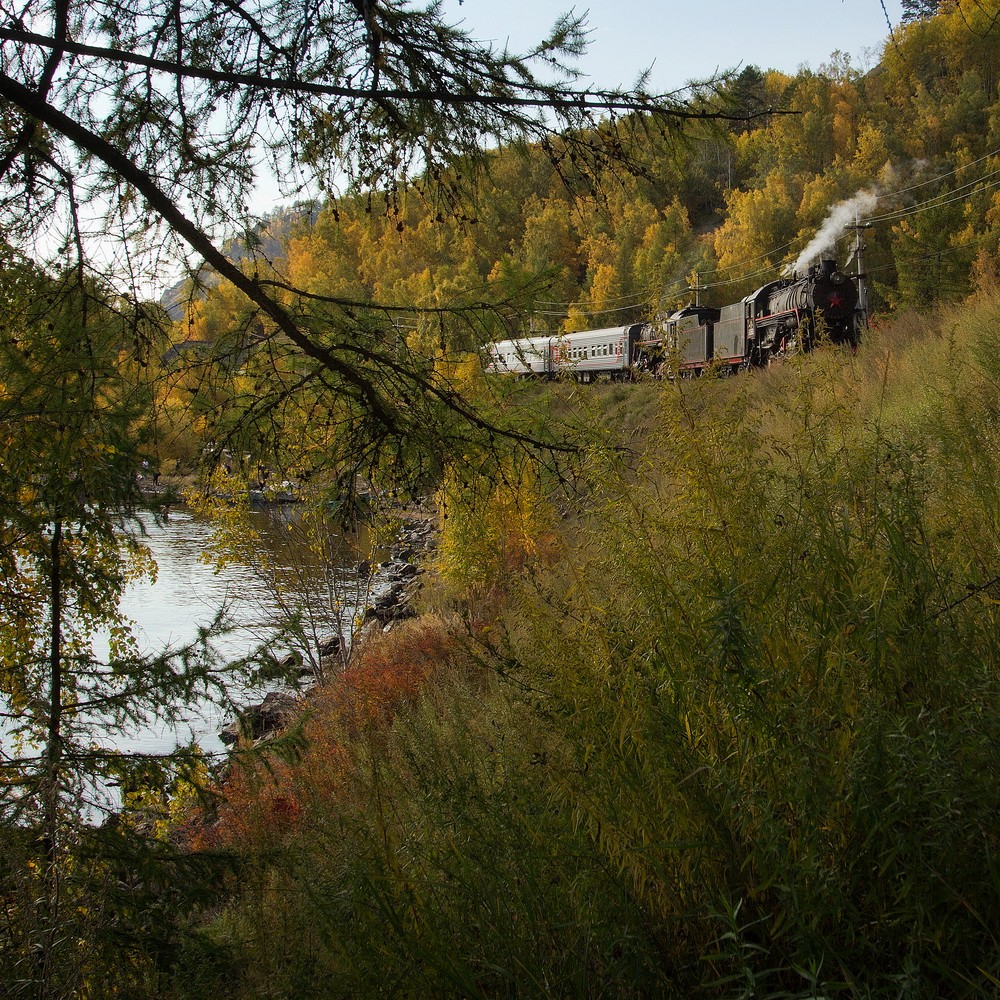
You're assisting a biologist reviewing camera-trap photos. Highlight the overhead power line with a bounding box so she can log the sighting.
[515,149,1000,326]
[693,154,1000,294]
[870,168,1000,224]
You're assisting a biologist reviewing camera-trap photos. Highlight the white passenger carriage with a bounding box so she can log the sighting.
[486,324,645,381]
[487,335,556,375]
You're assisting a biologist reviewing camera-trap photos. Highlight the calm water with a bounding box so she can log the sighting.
[0,506,364,817]
[108,506,365,758]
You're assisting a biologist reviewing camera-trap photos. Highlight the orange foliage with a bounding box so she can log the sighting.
[184,754,309,852]
[189,618,462,852]
[314,618,458,732]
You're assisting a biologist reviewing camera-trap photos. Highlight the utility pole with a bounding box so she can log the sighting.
[687,272,705,307]
[845,216,873,331]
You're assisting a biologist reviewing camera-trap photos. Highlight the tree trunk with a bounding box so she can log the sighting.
[38,518,63,1000]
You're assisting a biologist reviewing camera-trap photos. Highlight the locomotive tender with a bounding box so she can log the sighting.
[485,258,862,380]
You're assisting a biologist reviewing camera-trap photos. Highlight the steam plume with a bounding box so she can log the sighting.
[786,188,879,275]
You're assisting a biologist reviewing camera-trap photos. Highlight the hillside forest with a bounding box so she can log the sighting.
[173,2,998,355]
[146,0,1000,477]
[6,1,1000,997]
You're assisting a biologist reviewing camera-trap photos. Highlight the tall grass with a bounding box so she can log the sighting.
[178,298,1000,998]
[197,619,666,998]
[503,315,1000,995]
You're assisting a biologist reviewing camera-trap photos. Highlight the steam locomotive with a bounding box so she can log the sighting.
[485,258,863,380]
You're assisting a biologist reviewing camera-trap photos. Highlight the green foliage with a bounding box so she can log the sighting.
[0,821,235,1000]
[0,259,155,750]
[490,328,1000,994]
[189,299,1000,997]
[436,452,556,599]
[0,258,243,999]
[203,654,666,999]
[10,3,1000,995]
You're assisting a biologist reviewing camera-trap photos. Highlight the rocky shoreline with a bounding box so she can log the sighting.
[218,504,439,747]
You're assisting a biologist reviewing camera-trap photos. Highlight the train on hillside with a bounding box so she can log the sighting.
[485,258,863,380]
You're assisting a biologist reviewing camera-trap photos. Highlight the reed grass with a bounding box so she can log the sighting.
[181,297,1000,998]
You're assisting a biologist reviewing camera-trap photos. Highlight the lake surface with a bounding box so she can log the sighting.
[108,505,367,759]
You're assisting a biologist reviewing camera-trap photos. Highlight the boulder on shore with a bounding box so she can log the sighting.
[219,691,299,745]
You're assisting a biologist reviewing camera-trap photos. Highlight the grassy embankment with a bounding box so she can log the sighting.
[178,293,1000,998]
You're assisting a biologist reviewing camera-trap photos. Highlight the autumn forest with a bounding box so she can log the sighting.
[5,1,1000,997]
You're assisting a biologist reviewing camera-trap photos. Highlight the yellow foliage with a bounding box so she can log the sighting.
[434,351,487,395]
[435,457,554,597]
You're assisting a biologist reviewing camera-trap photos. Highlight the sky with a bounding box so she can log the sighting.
[246,1,906,222]
[439,0,905,93]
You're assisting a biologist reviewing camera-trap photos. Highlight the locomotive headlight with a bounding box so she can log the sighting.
[831,270,846,284]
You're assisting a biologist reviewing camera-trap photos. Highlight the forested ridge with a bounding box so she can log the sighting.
[170,0,1000,371]
[6,1,1000,997]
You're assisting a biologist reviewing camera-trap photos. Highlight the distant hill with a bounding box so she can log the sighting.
[159,202,320,320]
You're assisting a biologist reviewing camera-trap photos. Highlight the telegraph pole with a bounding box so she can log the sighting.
[687,272,705,306]
[845,216,873,331]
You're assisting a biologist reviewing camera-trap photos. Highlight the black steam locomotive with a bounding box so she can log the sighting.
[485,258,862,380]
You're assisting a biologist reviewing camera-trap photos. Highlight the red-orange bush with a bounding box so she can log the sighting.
[188,616,463,852]
[319,617,459,731]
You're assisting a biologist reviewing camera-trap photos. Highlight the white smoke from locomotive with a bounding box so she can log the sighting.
[785,188,879,276]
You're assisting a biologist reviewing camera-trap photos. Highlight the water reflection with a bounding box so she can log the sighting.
[111,506,366,756]
[125,509,267,651]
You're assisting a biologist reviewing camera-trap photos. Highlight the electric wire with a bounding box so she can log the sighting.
[880,145,1000,199]
[675,156,1000,297]
[869,167,1000,224]
[515,146,1000,328]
